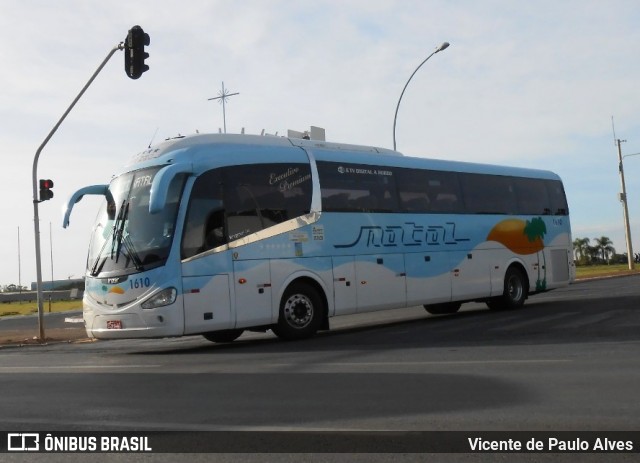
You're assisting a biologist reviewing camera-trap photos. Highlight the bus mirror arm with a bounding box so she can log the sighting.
[62,184,111,228]
[149,163,193,214]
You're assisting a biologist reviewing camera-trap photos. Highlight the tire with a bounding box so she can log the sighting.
[423,302,461,315]
[202,329,244,343]
[486,266,528,310]
[272,283,323,340]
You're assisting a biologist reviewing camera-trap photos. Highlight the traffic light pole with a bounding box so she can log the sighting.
[32,42,124,342]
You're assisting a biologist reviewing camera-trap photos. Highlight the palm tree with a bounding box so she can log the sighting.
[524,217,547,291]
[572,237,590,264]
[587,245,600,263]
[594,236,615,264]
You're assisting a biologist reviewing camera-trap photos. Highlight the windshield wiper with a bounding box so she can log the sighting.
[89,220,118,277]
[121,234,145,271]
[90,255,107,277]
[111,200,128,262]
[110,200,145,271]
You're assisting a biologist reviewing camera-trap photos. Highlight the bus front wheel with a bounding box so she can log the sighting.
[486,266,528,310]
[272,283,323,340]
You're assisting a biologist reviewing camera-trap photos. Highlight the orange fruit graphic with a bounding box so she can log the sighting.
[486,219,544,255]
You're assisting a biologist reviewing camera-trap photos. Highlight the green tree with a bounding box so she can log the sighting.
[587,245,600,263]
[572,237,591,264]
[594,236,615,264]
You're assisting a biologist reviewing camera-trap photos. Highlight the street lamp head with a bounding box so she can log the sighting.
[436,42,450,53]
[392,40,450,151]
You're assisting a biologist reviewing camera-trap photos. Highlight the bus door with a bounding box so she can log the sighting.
[182,273,233,335]
[355,254,406,312]
[233,259,273,327]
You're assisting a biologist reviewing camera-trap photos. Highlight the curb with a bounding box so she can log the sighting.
[574,272,640,283]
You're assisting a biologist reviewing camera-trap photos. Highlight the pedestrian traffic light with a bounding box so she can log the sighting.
[124,25,150,80]
[39,179,54,201]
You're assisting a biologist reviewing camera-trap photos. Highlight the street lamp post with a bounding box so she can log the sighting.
[617,139,639,270]
[392,42,450,151]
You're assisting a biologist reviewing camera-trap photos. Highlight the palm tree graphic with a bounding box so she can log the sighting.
[524,217,547,291]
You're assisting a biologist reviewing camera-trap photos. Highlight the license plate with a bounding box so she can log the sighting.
[106,320,123,329]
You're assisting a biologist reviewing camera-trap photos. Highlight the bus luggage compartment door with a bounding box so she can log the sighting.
[405,252,452,306]
[355,254,406,312]
[450,250,491,301]
[233,259,273,327]
[332,256,357,316]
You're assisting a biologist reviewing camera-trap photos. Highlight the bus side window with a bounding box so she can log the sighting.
[317,161,399,213]
[395,168,463,213]
[513,177,551,215]
[181,170,225,259]
[546,180,569,215]
[460,173,517,215]
[222,163,313,240]
[203,209,226,250]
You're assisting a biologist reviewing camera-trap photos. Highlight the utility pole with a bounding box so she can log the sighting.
[17,227,22,294]
[616,138,635,270]
[49,222,54,289]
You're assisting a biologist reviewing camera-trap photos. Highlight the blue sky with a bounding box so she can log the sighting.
[1,0,640,286]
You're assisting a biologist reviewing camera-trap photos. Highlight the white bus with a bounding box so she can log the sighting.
[64,132,573,342]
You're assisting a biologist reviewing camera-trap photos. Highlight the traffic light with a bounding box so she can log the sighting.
[124,25,150,80]
[39,179,54,201]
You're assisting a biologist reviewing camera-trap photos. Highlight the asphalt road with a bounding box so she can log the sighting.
[1,275,639,462]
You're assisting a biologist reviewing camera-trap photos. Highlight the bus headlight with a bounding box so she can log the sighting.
[141,287,177,309]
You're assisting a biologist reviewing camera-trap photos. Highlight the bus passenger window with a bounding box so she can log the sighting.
[546,180,569,215]
[203,209,226,251]
[460,173,517,215]
[317,161,399,213]
[513,177,551,215]
[181,169,225,259]
[221,163,313,241]
[395,168,463,213]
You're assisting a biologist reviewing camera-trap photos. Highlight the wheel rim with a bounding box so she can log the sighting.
[507,274,523,302]
[283,293,314,329]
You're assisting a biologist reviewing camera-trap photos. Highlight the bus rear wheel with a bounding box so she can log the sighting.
[424,302,461,315]
[486,266,528,310]
[202,329,244,343]
[272,283,323,340]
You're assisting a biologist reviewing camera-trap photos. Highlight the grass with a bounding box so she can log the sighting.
[575,263,640,279]
[0,299,82,317]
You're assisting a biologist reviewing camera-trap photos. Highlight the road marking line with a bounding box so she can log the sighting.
[264,359,571,367]
[0,364,161,371]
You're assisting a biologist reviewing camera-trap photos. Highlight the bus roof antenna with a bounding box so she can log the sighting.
[147,127,159,148]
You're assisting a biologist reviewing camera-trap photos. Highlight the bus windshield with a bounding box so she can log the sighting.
[87,166,186,277]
